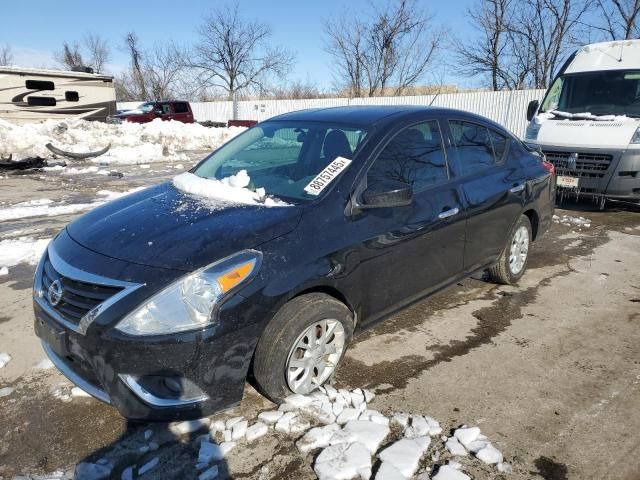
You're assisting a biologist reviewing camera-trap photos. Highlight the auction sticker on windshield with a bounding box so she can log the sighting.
[304,156,352,196]
[557,175,579,188]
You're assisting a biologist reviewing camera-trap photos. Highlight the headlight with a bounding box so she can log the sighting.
[630,127,640,144]
[115,250,261,336]
[525,123,541,141]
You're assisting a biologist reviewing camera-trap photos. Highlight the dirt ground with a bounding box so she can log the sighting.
[0,161,639,480]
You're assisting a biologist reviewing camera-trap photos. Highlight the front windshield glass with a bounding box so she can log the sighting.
[541,70,640,117]
[194,121,369,202]
[137,102,154,113]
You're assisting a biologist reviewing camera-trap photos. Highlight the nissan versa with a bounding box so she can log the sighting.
[34,106,555,420]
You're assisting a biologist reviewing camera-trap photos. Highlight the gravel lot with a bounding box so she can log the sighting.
[0,160,639,480]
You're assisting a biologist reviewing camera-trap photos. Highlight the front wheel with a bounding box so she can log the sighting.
[488,215,532,285]
[253,293,354,403]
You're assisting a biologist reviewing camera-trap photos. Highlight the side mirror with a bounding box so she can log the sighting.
[361,180,413,209]
[527,100,540,121]
[154,109,163,116]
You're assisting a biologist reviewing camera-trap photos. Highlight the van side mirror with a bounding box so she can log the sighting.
[154,108,163,116]
[527,100,540,121]
[361,180,413,209]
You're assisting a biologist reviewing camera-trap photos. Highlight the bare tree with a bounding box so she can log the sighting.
[0,44,14,66]
[512,0,592,89]
[594,0,640,39]
[56,41,85,70]
[55,34,111,73]
[324,0,442,97]
[456,0,527,90]
[124,32,148,100]
[190,3,294,99]
[83,33,110,73]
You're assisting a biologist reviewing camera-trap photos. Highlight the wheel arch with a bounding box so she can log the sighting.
[523,208,540,241]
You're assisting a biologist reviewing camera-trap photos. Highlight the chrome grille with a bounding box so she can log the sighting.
[40,255,123,324]
[543,151,613,178]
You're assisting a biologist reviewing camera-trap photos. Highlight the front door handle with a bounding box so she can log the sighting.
[438,207,459,220]
[510,184,525,193]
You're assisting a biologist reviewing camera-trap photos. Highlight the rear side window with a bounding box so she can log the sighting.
[449,120,496,175]
[27,96,56,106]
[173,102,189,113]
[25,80,54,90]
[488,129,508,161]
[368,120,448,190]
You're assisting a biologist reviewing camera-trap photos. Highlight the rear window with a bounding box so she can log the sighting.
[25,80,54,90]
[173,102,189,114]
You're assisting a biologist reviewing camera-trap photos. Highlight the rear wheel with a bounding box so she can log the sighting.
[488,215,532,285]
[253,293,353,402]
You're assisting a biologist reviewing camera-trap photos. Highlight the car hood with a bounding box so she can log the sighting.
[66,182,302,271]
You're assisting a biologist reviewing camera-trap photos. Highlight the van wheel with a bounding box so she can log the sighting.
[253,293,353,403]
[488,215,532,285]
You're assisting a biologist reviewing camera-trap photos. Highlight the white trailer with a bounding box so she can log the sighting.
[0,66,116,124]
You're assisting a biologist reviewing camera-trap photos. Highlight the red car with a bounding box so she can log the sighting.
[108,101,194,124]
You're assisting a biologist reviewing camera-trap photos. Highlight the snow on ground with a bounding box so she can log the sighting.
[40,386,509,480]
[0,237,50,270]
[173,171,290,207]
[0,352,11,368]
[553,214,591,229]
[0,118,245,165]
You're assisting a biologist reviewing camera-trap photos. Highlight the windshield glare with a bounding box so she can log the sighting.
[194,122,369,202]
[137,103,154,113]
[541,70,640,117]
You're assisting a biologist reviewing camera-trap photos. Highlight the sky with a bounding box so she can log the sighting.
[2,0,478,90]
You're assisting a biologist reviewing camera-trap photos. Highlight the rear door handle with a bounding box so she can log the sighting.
[510,184,525,193]
[438,207,459,219]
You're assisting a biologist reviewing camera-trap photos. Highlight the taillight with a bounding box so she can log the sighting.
[542,160,554,175]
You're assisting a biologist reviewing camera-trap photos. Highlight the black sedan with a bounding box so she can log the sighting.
[33,106,555,420]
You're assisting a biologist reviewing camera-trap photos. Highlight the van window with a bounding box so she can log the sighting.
[65,91,79,102]
[368,121,448,190]
[160,104,171,115]
[25,80,54,90]
[27,96,56,107]
[173,103,189,114]
[449,120,495,175]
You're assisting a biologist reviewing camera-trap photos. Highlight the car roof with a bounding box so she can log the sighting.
[265,105,512,135]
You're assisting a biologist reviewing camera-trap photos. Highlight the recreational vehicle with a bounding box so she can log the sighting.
[0,66,116,124]
[525,40,640,204]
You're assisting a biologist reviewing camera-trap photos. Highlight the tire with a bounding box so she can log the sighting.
[488,215,532,285]
[253,293,354,403]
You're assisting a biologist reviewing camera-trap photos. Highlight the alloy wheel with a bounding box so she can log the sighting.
[285,319,346,394]
[509,225,530,275]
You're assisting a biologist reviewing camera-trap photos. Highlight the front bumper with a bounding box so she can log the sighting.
[540,146,640,201]
[33,234,267,421]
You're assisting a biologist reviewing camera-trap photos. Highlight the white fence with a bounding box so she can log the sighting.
[118,89,545,138]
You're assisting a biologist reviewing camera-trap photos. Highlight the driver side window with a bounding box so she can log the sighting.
[368,120,449,191]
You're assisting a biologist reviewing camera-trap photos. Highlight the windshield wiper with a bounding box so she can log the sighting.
[548,110,619,121]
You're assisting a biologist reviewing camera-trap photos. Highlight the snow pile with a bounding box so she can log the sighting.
[0,236,50,270]
[553,214,591,229]
[173,171,289,207]
[162,387,509,480]
[0,118,245,164]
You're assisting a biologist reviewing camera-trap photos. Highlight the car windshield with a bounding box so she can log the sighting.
[541,70,640,117]
[137,102,155,113]
[193,121,369,202]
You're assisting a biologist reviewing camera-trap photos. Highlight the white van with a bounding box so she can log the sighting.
[0,66,116,125]
[525,40,640,204]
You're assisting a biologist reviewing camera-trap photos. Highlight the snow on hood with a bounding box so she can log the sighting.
[172,171,290,207]
[0,118,246,164]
